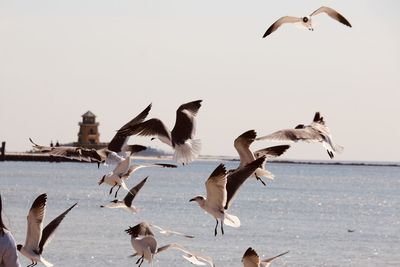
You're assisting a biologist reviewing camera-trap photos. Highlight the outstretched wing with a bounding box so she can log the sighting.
[225,157,265,210]
[256,127,322,143]
[171,100,202,145]
[234,130,257,167]
[205,164,227,209]
[150,224,194,238]
[310,6,352,27]
[253,145,290,160]
[123,177,148,207]
[38,202,77,254]
[263,16,301,38]
[261,251,289,265]
[25,193,47,252]
[157,243,214,267]
[107,104,152,152]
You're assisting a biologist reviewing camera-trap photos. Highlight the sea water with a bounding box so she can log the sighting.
[1,160,399,267]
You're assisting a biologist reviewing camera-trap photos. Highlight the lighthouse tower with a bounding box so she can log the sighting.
[77,111,100,147]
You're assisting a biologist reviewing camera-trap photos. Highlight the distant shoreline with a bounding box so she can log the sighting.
[1,152,399,167]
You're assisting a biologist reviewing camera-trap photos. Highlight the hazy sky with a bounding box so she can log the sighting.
[1,0,399,162]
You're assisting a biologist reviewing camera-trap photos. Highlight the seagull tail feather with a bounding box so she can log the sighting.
[173,139,201,165]
[223,213,241,228]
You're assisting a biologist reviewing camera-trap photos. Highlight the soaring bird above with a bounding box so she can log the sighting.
[263,6,352,38]
[256,112,343,159]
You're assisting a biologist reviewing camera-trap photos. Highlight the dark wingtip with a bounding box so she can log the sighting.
[210,163,227,177]
[243,247,258,259]
[238,130,257,140]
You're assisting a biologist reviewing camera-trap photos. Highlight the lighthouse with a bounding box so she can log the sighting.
[77,111,100,147]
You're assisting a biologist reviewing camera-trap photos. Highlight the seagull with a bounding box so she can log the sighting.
[190,163,243,236]
[263,6,352,37]
[98,156,177,197]
[242,247,289,267]
[17,194,77,267]
[233,130,290,186]
[256,112,343,159]
[100,177,148,213]
[119,100,202,165]
[125,222,213,267]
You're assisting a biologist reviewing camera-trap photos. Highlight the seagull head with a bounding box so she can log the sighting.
[189,196,205,206]
[98,175,106,185]
[302,16,313,30]
[294,124,306,129]
[16,244,22,251]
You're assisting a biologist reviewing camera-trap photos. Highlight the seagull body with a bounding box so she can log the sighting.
[125,222,212,266]
[17,194,76,267]
[119,100,203,165]
[234,130,290,185]
[256,112,343,159]
[263,6,352,37]
[242,247,289,267]
[101,177,148,213]
[190,164,241,236]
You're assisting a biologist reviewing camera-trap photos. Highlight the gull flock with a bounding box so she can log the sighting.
[19,5,349,267]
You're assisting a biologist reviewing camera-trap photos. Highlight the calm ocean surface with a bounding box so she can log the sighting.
[1,159,399,267]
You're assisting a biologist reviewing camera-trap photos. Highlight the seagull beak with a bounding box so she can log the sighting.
[189,197,196,202]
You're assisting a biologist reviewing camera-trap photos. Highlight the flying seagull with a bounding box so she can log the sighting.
[256,112,343,159]
[263,6,352,38]
[190,163,242,236]
[125,222,213,266]
[234,130,290,186]
[149,224,194,238]
[17,194,77,267]
[119,100,203,165]
[242,247,289,267]
[100,177,148,213]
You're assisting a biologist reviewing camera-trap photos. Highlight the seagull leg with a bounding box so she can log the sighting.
[221,219,224,235]
[109,183,117,195]
[214,219,218,236]
[255,175,267,186]
[27,261,34,267]
[114,185,121,198]
[136,255,143,265]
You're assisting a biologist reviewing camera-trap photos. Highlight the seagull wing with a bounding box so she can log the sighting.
[234,130,257,167]
[256,128,322,143]
[125,222,154,238]
[123,177,148,207]
[107,104,152,153]
[263,16,302,38]
[150,224,194,238]
[171,100,202,145]
[225,157,265,210]
[38,202,77,254]
[157,243,214,267]
[242,247,260,267]
[261,251,289,265]
[253,145,290,160]
[112,156,130,176]
[310,6,352,27]
[126,118,172,146]
[25,194,47,252]
[205,164,227,209]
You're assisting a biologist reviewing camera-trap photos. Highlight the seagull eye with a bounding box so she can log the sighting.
[303,17,308,22]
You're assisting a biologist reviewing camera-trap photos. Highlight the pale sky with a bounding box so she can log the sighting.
[1,0,399,162]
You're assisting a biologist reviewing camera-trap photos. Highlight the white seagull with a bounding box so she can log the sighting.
[234,130,290,186]
[190,163,244,236]
[242,247,289,267]
[263,6,352,38]
[125,222,213,267]
[119,100,202,165]
[17,194,77,267]
[100,177,148,213]
[256,112,343,159]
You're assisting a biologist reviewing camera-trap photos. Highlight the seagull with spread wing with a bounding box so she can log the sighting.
[256,112,343,159]
[234,130,290,186]
[263,6,352,37]
[119,100,202,165]
[242,247,289,267]
[17,194,76,267]
[125,222,212,267]
[100,176,148,213]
